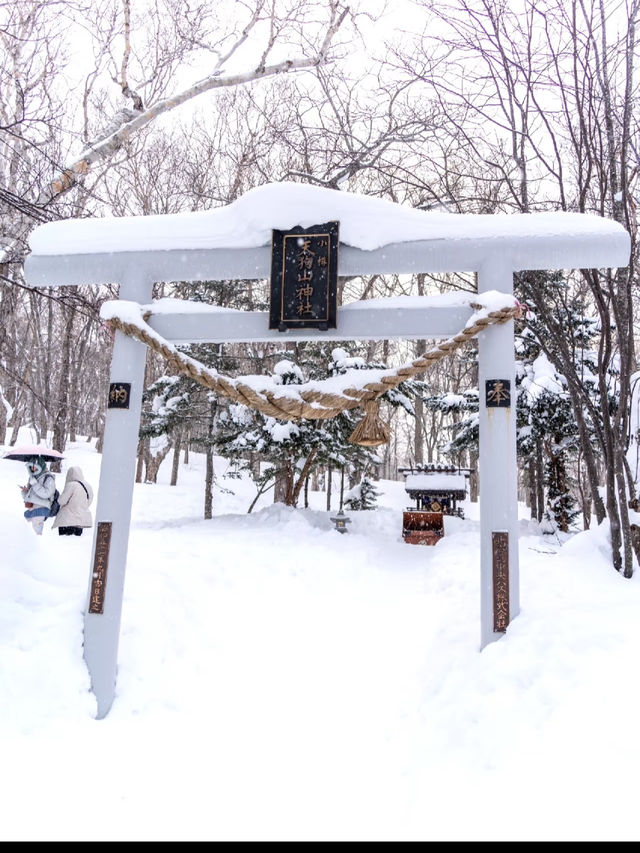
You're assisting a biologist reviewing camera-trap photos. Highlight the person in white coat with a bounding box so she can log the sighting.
[20,456,57,536]
[52,466,93,537]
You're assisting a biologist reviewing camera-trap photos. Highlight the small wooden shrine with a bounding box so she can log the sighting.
[399,464,472,545]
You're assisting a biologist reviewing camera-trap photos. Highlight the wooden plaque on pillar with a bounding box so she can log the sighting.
[485,379,511,408]
[89,522,112,614]
[108,383,131,409]
[492,531,509,632]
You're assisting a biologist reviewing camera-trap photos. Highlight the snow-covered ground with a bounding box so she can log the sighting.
[2,431,639,841]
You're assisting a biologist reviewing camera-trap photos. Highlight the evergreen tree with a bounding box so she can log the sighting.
[424,388,479,459]
[214,356,379,508]
[423,310,585,532]
[215,344,420,508]
[524,376,580,534]
[344,474,381,510]
[516,280,610,532]
[138,278,269,507]
[140,375,195,442]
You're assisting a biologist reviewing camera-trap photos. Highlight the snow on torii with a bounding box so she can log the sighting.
[28,181,627,258]
[24,182,631,719]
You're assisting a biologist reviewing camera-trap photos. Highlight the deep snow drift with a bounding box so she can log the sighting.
[1,433,639,841]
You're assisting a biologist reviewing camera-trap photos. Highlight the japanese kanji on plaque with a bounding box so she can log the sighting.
[89,522,112,615]
[485,378,511,408]
[492,531,510,632]
[269,221,339,331]
[108,382,131,409]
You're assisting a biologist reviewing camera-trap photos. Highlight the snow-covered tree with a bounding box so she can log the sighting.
[343,474,380,510]
[2,0,353,233]
[215,345,419,508]
[425,316,584,533]
[214,357,376,508]
[518,351,580,534]
[424,388,479,461]
[138,375,194,483]
[516,284,614,532]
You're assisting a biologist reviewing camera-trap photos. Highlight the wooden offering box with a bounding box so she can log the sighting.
[402,511,445,546]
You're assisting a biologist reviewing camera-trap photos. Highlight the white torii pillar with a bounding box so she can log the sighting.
[477,260,519,645]
[83,270,153,718]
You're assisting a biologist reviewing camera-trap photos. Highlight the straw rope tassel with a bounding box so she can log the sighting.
[348,398,390,447]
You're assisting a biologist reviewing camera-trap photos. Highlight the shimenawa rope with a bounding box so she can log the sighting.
[106,300,521,445]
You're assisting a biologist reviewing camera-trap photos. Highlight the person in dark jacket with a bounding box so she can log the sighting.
[52,466,94,537]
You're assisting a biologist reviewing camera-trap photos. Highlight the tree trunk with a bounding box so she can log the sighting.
[290,449,318,507]
[249,451,261,480]
[204,402,217,519]
[0,396,6,445]
[548,451,570,533]
[95,417,105,454]
[615,449,634,578]
[630,524,640,569]
[8,404,24,446]
[469,449,479,503]
[576,454,592,531]
[535,440,545,523]
[528,459,538,521]
[274,462,293,504]
[413,336,427,465]
[170,430,182,486]
[67,330,89,442]
[204,446,214,519]
[135,439,145,484]
[143,442,171,484]
[50,304,75,470]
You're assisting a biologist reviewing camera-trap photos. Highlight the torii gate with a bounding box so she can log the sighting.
[23,183,630,718]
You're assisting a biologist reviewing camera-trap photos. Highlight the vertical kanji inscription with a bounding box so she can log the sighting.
[269,221,339,331]
[492,531,510,632]
[89,522,112,615]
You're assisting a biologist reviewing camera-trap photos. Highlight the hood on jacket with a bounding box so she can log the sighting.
[27,457,47,477]
[65,466,85,484]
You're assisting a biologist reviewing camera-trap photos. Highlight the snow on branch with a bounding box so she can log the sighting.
[49,6,349,199]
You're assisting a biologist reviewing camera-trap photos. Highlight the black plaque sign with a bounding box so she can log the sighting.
[108,382,131,409]
[492,531,510,632]
[269,221,339,331]
[486,379,511,408]
[89,522,112,615]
